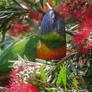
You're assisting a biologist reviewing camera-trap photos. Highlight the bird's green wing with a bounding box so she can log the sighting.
[0,35,39,72]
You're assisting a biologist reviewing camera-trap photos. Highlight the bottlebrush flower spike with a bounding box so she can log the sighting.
[55,4,71,20]
[6,67,38,92]
[6,81,38,92]
[88,40,92,48]
[77,43,89,54]
[28,13,43,22]
[72,18,92,54]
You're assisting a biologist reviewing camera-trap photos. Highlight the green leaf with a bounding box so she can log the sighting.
[43,0,48,9]
[80,76,87,89]
[61,64,67,88]
[25,18,39,31]
[52,90,56,92]
[40,0,43,8]
[40,65,47,84]
[56,64,66,88]
[17,18,24,24]
[71,73,78,89]
[0,1,3,5]
[52,0,56,6]
[45,88,51,91]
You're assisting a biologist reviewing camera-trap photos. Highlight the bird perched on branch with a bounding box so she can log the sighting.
[0,8,66,84]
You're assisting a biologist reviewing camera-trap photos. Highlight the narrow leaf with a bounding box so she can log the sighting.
[56,64,66,88]
[40,0,43,8]
[40,65,47,84]
[45,88,51,91]
[71,73,78,89]
[0,1,3,5]
[56,67,62,87]
[52,0,56,6]
[61,64,66,88]
[17,18,24,24]
[80,76,87,89]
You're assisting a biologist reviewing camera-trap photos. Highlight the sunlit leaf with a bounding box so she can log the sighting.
[52,0,56,6]
[56,64,66,88]
[40,65,47,84]
[71,73,78,89]
[80,76,87,89]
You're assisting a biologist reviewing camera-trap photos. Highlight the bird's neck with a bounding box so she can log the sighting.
[39,32,66,50]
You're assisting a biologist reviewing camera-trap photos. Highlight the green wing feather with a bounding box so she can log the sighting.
[0,35,39,72]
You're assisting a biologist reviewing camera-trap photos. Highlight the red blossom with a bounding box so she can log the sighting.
[72,15,92,54]
[62,4,71,19]
[76,76,81,88]
[39,5,48,13]
[6,82,38,92]
[6,67,38,92]
[28,13,43,21]
[73,3,92,22]
[48,0,53,5]
[8,22,32,35]
[55,4,71,20]
[70,0,88,4]
[77,43,89,54]
[88,40,92,48]
[8,23,22,35]
[72,33,84,44]
[73,7,86,21]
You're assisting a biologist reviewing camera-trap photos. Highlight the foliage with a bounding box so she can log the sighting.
[0,0,92,92]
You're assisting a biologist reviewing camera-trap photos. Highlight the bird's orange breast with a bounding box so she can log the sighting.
[36,42,66,61]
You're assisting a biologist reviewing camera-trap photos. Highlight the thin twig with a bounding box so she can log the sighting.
[57,51,77,65]
[66,30,74,36]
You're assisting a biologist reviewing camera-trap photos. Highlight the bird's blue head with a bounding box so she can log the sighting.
[38,9,65,39]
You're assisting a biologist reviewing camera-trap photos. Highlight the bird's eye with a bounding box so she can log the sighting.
[52,14,56,22]
[51,13,56,22]
[49,10,56,23]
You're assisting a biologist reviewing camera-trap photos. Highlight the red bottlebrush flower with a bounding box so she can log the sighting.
[6,67,38,92]
[72,18,92,45]
[70,0,75,3]
[73,7,86,21]
[48,0,53,5]
[77,43,89,54]
[8,23,22,35]
[73,3,92,22]
[28,13,43,22]
[70,0,88,4]
[6,82,38,92]
[76,57,87,64]
[62,4,71,20]
[72,33,84,44]
[39,5,48,13]
[8,21,32,35]
[55,4,71,20]
[76,76,81,88]
[88,40,92,48]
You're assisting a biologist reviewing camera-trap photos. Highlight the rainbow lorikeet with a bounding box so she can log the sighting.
[0,9,66,73]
